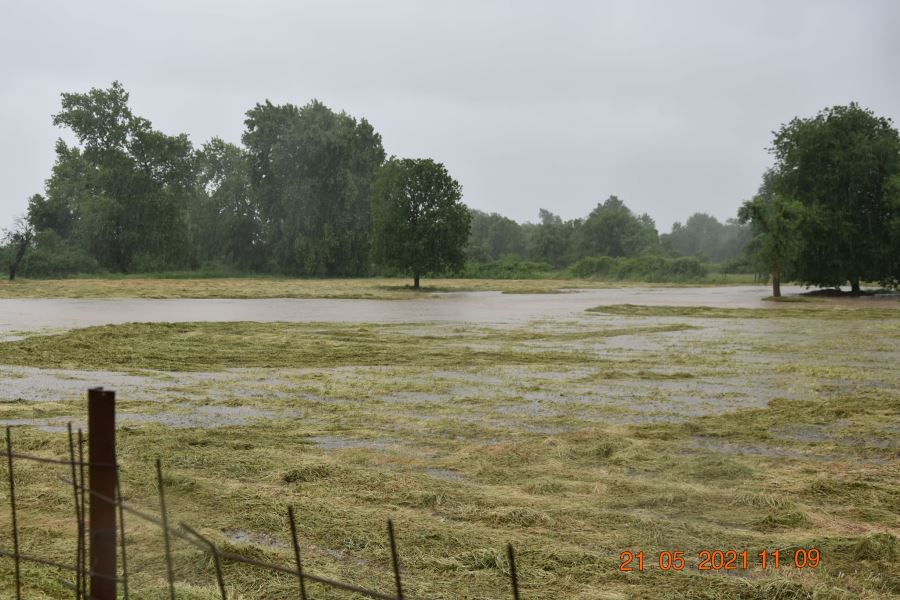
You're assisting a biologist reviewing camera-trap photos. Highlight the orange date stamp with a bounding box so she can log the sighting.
[619,548,821,572]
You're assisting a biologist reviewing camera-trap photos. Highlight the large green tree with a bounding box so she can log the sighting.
[242,100,385,275]
[663,213,751,263]
[371,158,471,288]
[192,138,260,268]
[466,209,526,262]
[738,175,801,297]
[525,209,579,267]
[575,196,658,259]
[770,103,900,292]
[32,82,195,271]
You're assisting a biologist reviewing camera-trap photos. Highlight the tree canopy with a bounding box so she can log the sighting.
[371,158,471,288]
[243,100,385,275]
[19,84,892,290]
[769,103,900,291]
[662,213,751,263]
[738,173,801,297]
[466,210,527,262]
[37,81,195,271]
[575,196,658,259]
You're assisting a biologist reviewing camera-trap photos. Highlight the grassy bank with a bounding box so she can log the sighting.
[0,276,759,300]
[0,304,897,598]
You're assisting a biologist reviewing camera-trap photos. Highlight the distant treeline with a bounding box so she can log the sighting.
[465,202,751,278]
[5,82,752,282]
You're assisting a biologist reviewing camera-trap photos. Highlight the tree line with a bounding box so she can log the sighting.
[13,83,469,285]
[465,199,751,272]
[6,83,897,291]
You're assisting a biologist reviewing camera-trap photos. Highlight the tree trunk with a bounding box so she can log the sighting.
[771,269,781,298]
[8,236,30,281]
[850,277,861,295]
[413,274,420,289]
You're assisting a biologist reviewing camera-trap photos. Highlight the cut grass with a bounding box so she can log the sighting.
[0,321,700,371]
[0,276,769,300]
[587,303,900,319]
[0,299,896,598]
[0,277,631,299]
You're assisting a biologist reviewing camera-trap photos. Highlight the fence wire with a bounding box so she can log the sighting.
[1,423,523,599]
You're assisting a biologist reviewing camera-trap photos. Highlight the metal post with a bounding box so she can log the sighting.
[387,520,403,600]
[507,544,520,600]
[67,424,83,599]
[157,459,177,600]
[6,427,21,599]
[287,506,308,600]
[88,388,117,600]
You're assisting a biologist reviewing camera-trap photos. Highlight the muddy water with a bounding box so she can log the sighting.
[0,285,865,336]
[1,286,896,432]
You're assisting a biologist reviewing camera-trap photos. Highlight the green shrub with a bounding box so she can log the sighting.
[570,256,616,278]
[3,230,101,278]
[463,256,554,279]
[569,255,708,282]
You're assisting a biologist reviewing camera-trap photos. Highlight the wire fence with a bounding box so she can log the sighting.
[0,388,524,599]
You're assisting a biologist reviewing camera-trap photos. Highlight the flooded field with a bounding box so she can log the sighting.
[0,283,897,598]
[2,284,896,337]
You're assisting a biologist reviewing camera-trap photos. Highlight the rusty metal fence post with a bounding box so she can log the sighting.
[88,387,117,599]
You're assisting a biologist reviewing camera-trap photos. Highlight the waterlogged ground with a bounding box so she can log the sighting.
[0,283,897,599]
[3,284,895,339]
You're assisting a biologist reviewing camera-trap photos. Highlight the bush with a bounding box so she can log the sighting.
[569,255,708,282]
[570,256,616,278]
[464,256,554,279]
[2,230,100,278]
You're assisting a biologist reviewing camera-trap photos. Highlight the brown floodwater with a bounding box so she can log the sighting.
[2,284,888,336]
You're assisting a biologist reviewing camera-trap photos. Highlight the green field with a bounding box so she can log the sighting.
[0,282,897,598]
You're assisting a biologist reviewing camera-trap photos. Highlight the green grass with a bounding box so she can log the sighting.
[0,301,897,598]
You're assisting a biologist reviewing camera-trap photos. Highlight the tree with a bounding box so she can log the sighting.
[769,103,900,292]
[575,196,658,259]
[525,209,579,267]
[192,138,260,268]
[242,100,385,275]
[663,213,752,263]
[371,158,471,288]
[738,179,800,297]
[466,209,526,261]
[4,218,33,280]
[35,81,196,271]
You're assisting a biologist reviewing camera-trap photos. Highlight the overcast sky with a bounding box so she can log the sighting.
[2,0,898,232]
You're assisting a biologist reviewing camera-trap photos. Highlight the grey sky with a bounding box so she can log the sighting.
[2,0,898,232]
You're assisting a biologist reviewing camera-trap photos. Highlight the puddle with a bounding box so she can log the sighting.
[431,370,504,385]
[380,391,448,405]
[690,435,810,459]
[122,405,301,429]
[770,425,898,449]
[423,468,465,481]
[307,435,402,452]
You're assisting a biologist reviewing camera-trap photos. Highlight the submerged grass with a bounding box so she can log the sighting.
[0,298,897,598]
[587,303,900,319]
